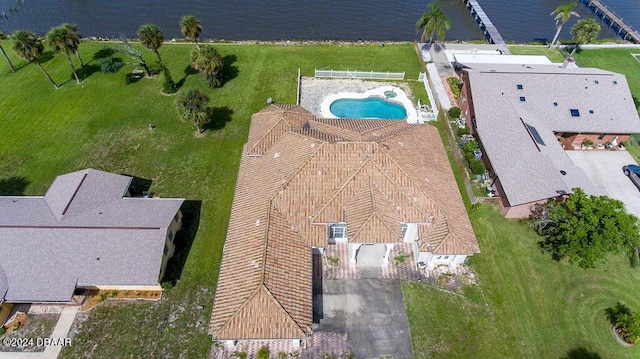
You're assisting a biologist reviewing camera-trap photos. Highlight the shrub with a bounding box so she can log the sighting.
[257,347,270,359]
[448,106,462,119]
[468,158,485,175]
[206,74,223,88]
[0,326,5,336]
[326,256,340,267]
[462,139,478,155]
[447,77,462,99]
[98,57,124,73]
[162,67,177,94]
[456,126,470,138]
[582,138,594,147]
[0,31,7,40]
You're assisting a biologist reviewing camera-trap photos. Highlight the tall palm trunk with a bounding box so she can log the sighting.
[194,38,200,50]
[154,50,163,67]
[34,59,59,89]
[569,44,579,57]
[0,45,15,72]
[549,24,563,48]
[66,51,81,83]
[139,58,151,76]
[75,51,84,67]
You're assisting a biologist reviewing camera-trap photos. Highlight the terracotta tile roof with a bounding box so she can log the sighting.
[211,105,478,340]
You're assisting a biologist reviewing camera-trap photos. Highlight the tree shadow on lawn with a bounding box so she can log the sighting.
[0,176,29,195]
[162,200,202,286]
[221,54,238,84]
[560,347,603,359]
[204,106,234,131]
[175,64,199,90]
[37,51,55,64]
[605,302,631,325]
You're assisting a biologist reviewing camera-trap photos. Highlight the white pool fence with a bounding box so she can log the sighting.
[314,69,405,80]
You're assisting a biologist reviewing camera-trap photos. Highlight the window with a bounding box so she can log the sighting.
[594,80,599,84]
[401,223,408,237]
[168,231,174,242]
[589,110,594,114]
[519,96,526,102]
[570,109,580,117]
[329,223,347,240]
[163,245,169,256]
[444,255,450,259]
[598,133,606,140]
[553,102,558,107]
[516,84,523,90]
[436,255,442,260]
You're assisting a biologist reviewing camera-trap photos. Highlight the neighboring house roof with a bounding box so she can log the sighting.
[210,105,478,340]
[0,169,184,303]
[453,53,553,65]
[464,64,640,206]
[0,265,7,304]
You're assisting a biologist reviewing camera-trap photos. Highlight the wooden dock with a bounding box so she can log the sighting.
[580,0,640,43]
[461,0,505,45]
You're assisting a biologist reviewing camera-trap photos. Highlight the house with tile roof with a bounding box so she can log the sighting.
[210,105,479,348]
[0,169,184,312]
[458,61,640,218]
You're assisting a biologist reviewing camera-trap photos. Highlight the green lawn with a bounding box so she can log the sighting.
[0,40,423,357]
[404,205,640,359]
[508,45,566,63]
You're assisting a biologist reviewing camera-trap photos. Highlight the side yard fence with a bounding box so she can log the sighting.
[414,44,499,206]
[314,69,405,80]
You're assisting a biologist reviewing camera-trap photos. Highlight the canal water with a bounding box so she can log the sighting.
[0,0,638,42]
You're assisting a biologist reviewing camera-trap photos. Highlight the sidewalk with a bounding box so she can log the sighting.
[0,306,79,359]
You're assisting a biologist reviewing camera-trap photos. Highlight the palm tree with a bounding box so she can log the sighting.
[190,45,224,88]
[138,24,164,65]
[61,23,84,67]
[12,30,58,89]
[46,25,80,83]
[569,18,601,56]
[549,2,580,48]
[416,3,451,48]
[181,15,202,49]
[175,89,211,135]
[115,37,152,76]
[0,31,15,72]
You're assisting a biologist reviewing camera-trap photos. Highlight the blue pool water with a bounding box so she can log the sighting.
[330,97,406,119]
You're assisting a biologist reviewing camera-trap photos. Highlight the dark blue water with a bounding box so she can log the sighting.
[331,97,407,119]
[0,0,638,42]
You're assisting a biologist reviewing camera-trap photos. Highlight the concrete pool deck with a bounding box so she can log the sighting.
[299,78,417,121]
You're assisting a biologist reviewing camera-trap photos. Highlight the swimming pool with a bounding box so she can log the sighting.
[330,97,407,119]
[320,86,417,123]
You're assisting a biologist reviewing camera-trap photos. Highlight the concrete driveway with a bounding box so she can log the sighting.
[566,151,640,217]
[315,278,413,359]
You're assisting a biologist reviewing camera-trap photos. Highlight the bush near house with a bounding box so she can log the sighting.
[448,106,461,119]
[447,77,462,99]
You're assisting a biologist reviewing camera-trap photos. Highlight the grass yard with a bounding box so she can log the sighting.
[0,40,423,357]
[508,45,566,63]
[404,205,640,359]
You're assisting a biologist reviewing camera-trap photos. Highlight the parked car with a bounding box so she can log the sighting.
[623,164,640,190]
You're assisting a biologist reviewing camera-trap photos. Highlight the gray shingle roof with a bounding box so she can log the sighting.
[0,169,184,303]
[465,64,640,206]
[0,265,8,303]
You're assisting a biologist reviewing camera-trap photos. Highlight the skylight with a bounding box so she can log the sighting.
[516,84,523,90]
[553,102,558,107]
[589,110,594,114]
[570,109,580,117]
[519,96,526,102]
[594,80,599,84]
[613,80,618,85]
